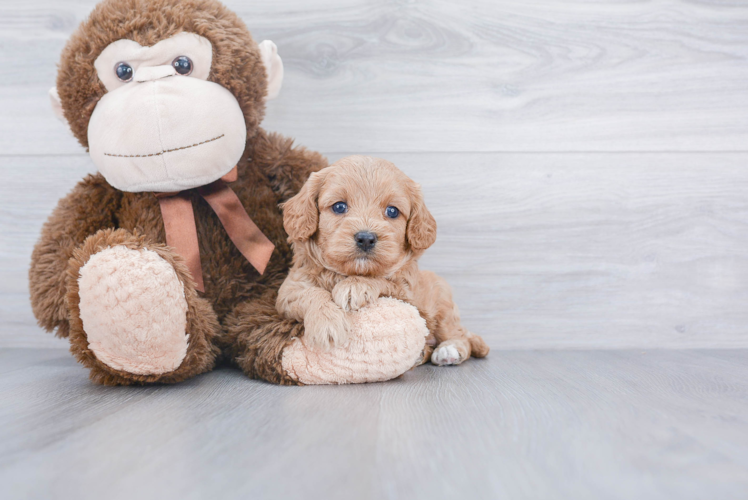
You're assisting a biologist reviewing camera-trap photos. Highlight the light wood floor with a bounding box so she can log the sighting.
[2,349,748,500]
[1,1,748,498]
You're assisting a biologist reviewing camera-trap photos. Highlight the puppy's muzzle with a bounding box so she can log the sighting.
[354,231,377,253]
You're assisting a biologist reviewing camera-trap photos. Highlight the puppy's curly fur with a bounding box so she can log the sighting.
[277,156,489,366]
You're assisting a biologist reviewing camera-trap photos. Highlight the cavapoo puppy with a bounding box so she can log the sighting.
[277,155,489,366]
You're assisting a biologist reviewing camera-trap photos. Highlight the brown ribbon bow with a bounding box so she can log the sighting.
[156,167,275,292]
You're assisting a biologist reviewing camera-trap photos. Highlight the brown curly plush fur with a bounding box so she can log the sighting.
[29,0,326,385]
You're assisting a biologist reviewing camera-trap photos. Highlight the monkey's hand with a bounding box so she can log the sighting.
[332,277,383,312]
[302,301,350,350]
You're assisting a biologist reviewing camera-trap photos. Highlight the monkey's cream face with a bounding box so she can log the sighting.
[83,32,281,193]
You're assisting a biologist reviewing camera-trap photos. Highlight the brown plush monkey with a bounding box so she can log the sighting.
[29,0,329,385]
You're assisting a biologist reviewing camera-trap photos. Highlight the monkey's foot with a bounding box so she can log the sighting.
[281,298,428,385]
[66,229,220,385]
[77,245,189,375]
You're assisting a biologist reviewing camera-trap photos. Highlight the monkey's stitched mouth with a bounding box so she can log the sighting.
[103,134,224,158]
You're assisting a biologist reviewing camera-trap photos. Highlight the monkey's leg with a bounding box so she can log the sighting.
[66,229,220,385]
[224,292,303,385]
[225,292,433,385]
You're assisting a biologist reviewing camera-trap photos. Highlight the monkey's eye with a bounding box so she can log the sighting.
[115,62,133,82]
[331,202,348,214]
[385,206,400,219]
[172,56,193,76]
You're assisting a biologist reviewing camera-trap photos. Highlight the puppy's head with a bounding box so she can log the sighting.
[282,155,437,276]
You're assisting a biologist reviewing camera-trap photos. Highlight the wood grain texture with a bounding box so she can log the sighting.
[5,152,748,349]
[1,0,747,155]
[1,348,747,500]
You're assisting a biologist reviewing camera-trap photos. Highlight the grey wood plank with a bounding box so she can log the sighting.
[4,152,748,349]
[0,348,746,500]
[373,349,748,500]
[1,0,747,155]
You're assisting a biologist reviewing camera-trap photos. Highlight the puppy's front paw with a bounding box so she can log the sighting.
[431,341,468,366]
[303,304,350,350]
[332,279,379,312]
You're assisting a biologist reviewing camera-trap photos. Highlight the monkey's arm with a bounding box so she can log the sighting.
[29,173,122,337]
[252,129,328,203]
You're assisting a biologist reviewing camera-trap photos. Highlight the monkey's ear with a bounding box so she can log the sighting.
[258,40,284,100]
[281,169,328,242]
[49,87,66,122]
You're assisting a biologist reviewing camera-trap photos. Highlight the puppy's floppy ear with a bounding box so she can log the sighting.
[281,169,328,242]
[406,182,437,250]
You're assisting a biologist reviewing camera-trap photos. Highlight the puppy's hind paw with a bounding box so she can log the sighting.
[415,345,434,367]
[431,344,462,366]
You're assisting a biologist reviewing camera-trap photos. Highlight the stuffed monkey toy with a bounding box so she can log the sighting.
[29,0,426,385]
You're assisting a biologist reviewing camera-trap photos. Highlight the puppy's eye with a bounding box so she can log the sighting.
[172,56,193,76]
[385,206,400,219]
[115,62,133,82]
[331,202,348,214]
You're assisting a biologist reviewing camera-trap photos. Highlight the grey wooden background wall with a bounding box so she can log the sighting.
[1,0,747,349]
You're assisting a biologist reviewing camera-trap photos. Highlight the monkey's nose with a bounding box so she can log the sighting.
[134,65,177,83]
[354,231,377,252]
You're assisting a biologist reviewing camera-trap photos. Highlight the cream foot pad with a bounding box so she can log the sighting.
[282,297,428,385]
[78,245,189,375]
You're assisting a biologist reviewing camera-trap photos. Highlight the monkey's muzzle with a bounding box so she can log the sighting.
[87,73,247,193]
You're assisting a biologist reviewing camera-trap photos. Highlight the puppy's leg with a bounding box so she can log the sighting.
[432,338,470,366]
[277,269,349,350]
[415,271,489,366]
[303,302,350,349]
[416,343,435,367]
[332,276,387,312]
[431,330,490,366]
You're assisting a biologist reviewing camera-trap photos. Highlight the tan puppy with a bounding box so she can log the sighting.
[277,155,489,366]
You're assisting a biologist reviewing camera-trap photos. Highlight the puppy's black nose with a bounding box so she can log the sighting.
[354,231,377,252]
